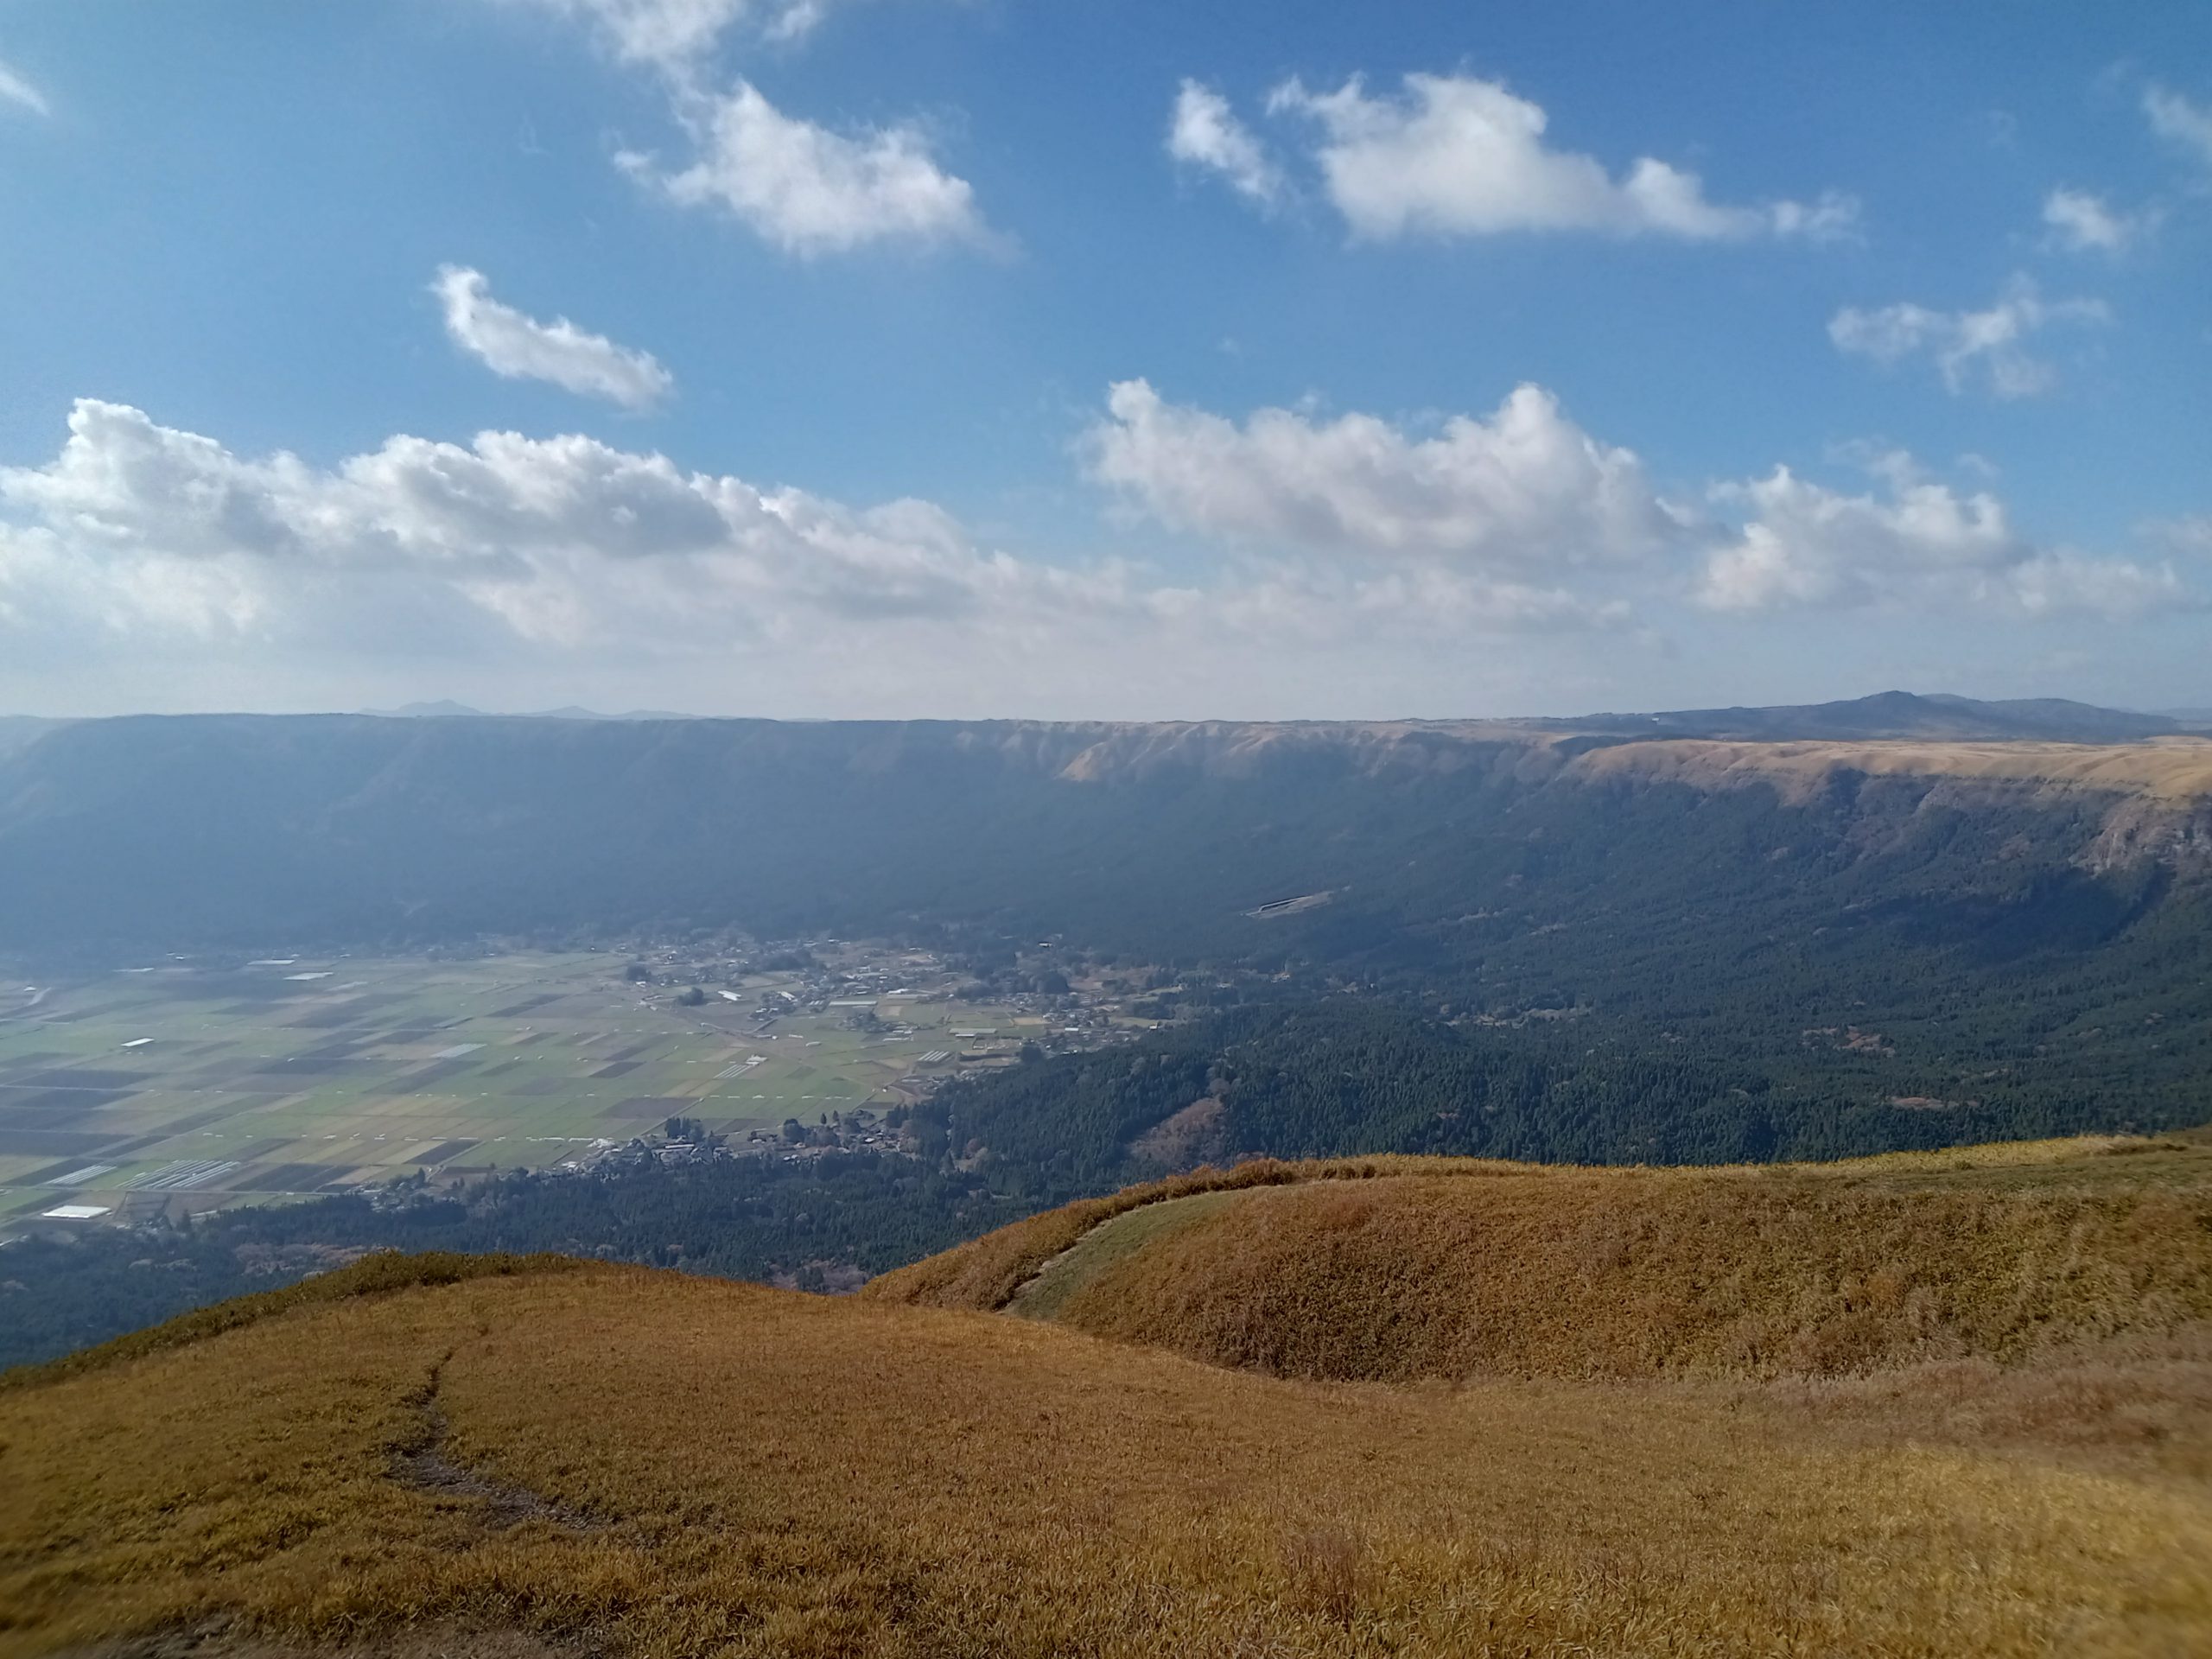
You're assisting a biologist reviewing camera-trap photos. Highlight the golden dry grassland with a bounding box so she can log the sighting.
[1566,735,2212,803]
[3,1136,2210,1658]
[950,1145,2212,1383]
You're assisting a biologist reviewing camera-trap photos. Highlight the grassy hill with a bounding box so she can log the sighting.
[4,1136,2211,1656]
[868,1132,2212,1382]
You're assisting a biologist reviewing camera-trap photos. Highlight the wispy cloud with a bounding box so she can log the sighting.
[2144,83,2212,171]
[1167,80,1284,207]
[499,0,831,67]
[434,266,674,409]
[1829,276,2109,399]
[2041,188,2158,253]
[0,56,49,118]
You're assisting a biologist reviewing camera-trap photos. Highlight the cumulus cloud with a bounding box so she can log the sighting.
[435,267,674,409]
[1700,459,2181,620]
[502,0,827,67]
[1256,72,1856,242]
[620,79,991,255]
[1828,276,2109,398]
[0,55,48,117]
[2042,188,2157,253]
[3,398,1624,689]
[2145,83,2212,170]
[3,397,2193,716]
[1168,80,1283,207]
[1085,379,1684,569]
[1082,379,2187,630]
[0,400,1095,648]
[505,0,988,257]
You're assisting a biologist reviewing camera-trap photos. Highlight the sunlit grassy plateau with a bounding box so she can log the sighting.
[5,1133,2211,1656]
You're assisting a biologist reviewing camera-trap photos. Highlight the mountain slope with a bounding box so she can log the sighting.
[6,1140,2212,1658]
[5,710,2209,1180]
[868,1134,2212,1382]
[2,711,2208,960]
[1551,690,2185,742]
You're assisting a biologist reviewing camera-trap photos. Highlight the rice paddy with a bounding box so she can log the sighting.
[0,952,1039,1230]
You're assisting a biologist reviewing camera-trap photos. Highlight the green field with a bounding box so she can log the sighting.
[0,952,1037,1227]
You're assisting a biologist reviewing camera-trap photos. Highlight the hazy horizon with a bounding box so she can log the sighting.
[3,687,2209,727]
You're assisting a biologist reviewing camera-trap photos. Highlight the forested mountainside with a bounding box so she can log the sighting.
[7,706,2209,1049]
[4,705,2207,1143]
[3,701,2209,963]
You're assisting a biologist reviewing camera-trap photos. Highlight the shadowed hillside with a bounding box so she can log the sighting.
[4,708,2209,961]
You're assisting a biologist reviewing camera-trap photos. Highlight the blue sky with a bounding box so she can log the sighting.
[0,0,2207,718]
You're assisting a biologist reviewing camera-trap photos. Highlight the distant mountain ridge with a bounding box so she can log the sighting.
[22,689,2196,744]
[1540,690,2188,743]
[0,700,2207,963]
[353,689,2193,743]
[363,700,696,721]
[0,716,63,758]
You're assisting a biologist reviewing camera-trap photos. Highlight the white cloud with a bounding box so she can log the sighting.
[2144,515,2212,558]
[1260,72,1856,242]
[0,397,1685,719]
[1085,379,1683,569]
[1084,381,2191,629]
[620,79,990,255]
[507,0,988,257]
[2144,84,2212,170]
[1828,276,2109,399]
[3,398,2195,716]
[0,56,48,117]
[1700,461,2181,620]
[1168,80,1283,207]
[0,400,1092,644]
[2042,188,2156,253]
[502,0,827,67]
[435,266,674,409]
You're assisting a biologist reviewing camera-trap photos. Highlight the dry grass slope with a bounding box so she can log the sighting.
[0,1251,584,1393]
[3,1262,2211,1658]
[869,1135,2212,1377]
[4,1137,2210,1657]
[955,1142,2212,1383]
[1567,735,2212,804]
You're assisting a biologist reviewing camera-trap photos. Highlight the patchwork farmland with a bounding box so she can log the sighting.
[0,952,1044,1230]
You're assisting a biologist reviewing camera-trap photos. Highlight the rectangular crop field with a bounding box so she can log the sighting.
[0,952,1039,1228]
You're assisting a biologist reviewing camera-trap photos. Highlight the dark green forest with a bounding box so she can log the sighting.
[11,991,2206,1372]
